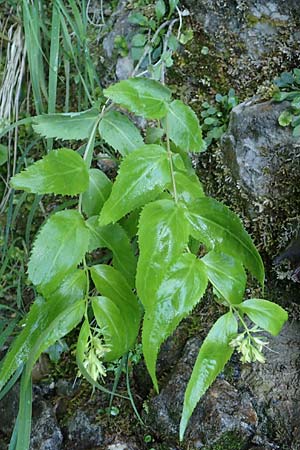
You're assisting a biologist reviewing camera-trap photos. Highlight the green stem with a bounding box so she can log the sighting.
[165,117,178,203]
[232,306,252,337]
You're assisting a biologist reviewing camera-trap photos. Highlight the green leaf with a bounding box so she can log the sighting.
[185,198,264,285]
[15,367,32,450]
[10,148,89,195]
[202,251,246,304]
[180,311,238,440]
[172,171,205,204]
[32,108,99,140]
[291,96,300,109]
[293,124,300,137]
[237,299,288,336]
[28,210,90,294]
[52,269,87,301]
[0,269,86,392]
[0,144,8,166]
[169,0,179,15]
[86,216,137,287]
[143,254,208,391]
[24,298,85,384]
[120,209,141,239]
[136,199,190,308]
[155,0,166,20]
[165,100,205,152]
[82,169,112,217]
[103,78,172,119]
[131,33,147,47]
[99,145,170,225]
[92,296,132,360]
[128,12,149,26]
[145,126,165,144]
[90,265,141,352]
[99,110,144,156]
[278,110,293,127]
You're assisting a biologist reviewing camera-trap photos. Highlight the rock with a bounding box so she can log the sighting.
[32,354,51,383]
[239,321,300,450]
[102,1,134,59]
[107,441,139,450]
[30,400,63,450]
[184,0,300,70]
[134,325,188,398]
[66,409,103,449]
[220,96,300,258]
[221,97,300,200]
[116,56,134,80]
[0,383,19,437]
[146,337,257,449]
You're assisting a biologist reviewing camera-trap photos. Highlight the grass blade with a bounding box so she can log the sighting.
[16,368,32,450]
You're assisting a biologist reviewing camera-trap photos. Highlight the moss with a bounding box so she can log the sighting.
[202,431,247,450]
[246,13,290,28]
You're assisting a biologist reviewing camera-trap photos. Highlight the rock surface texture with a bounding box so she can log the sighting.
[181,0,300,93]
[221,96,300,259]
[146,322,300,450]
[221,98,300,200]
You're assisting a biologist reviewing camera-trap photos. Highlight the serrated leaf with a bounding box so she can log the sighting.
[180,311,238,440]
[237,299,288,336]
[32,108,99,139]
[92,296,131,360]
[0,270,86,392]
[99,111,144,156]
[10,148,89,195]
[86,216,137,287]
[202,251,246,304]
[82,169,112,217]
[172,171,204,204]
[165,100,205,152]
[136,199,190,308]
[99,145,170,225]
[103,78,172,119]
[185,198,264,285]
[28,210,90,294]
[90,265,141,350]
[143,254,208,391]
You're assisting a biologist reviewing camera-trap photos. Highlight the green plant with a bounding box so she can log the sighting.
[200,89,239,146]
[273,68,300,136]
[1,77,287,447]
[127,0,192,81]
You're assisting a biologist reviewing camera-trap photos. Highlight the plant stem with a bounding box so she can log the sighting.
[165,117,178,203]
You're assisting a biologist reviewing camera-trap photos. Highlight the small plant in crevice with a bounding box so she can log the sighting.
[124,0,192,81]
[0,77,287,449]
[200,89,239,146]
[273,68,300,137]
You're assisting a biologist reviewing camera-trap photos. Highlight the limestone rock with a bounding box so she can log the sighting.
[146,337,257,449]
[221,98,300,200]
[66,409,103,449]
[30,400,63,450]
[239,322,300,450]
